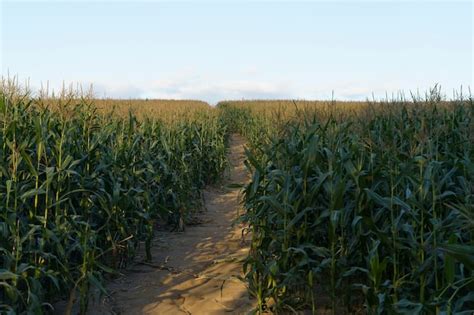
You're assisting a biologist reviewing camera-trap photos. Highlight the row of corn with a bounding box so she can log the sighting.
[219,91,474,314]
[0,84,227,314]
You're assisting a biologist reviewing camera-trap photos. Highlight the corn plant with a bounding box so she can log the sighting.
[0,82,227,314]
[223,92,474,314]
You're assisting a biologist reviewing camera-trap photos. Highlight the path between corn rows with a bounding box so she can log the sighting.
[92,134,254,314]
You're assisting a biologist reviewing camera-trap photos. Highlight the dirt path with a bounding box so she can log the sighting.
[93,134,253,314]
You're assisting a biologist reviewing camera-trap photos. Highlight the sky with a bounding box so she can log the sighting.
[1,0,473,104]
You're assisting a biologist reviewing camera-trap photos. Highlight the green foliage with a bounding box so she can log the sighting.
[225,95,474,314]
[0,88,227,314]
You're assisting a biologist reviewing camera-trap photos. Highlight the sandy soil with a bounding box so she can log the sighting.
[87,134,254,315]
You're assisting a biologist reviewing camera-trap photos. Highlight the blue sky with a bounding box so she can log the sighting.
[1,1,472,103]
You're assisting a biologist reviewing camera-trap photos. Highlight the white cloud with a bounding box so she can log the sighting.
[87,76,298,104]
[6,72,459,105]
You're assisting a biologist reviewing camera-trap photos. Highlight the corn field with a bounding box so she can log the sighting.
[219,91,474,314]
[1,81,473,314]
[0,83,227,314]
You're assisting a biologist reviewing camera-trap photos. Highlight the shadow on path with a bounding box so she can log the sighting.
[90,134,254,315]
